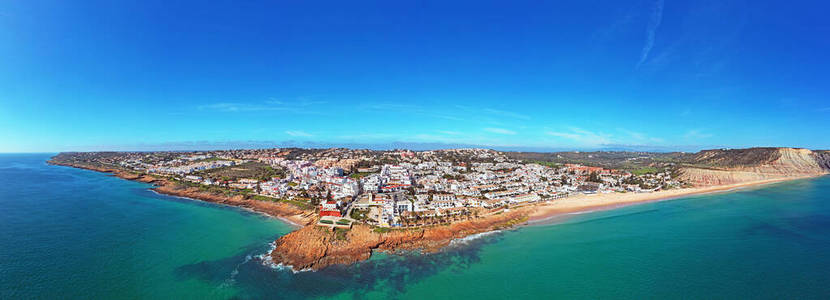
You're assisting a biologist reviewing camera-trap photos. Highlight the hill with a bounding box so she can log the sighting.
[505,147,829,186]
[676,148,830,186]
[504,151,688,173]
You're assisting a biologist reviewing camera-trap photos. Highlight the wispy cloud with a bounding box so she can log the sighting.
[482,108,531,120]
[818,107,830,112]
[198,99,326,114]
[364,103,467,122]
[617,128,665,143]
[198,102,257,112]
[546,127,613,145]
[364,102,532,124]
[336,132,399,140]
[617,128,645,140]
[284,130,313,137]
[636,0,664,68]
[438,130,462,135]
[484,127,517,135]
[683,129,713,139]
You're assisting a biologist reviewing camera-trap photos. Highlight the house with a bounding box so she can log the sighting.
[433,193,456,202]
[353,193,391,209]
[442,207,467,216]
[381,184,410,192]
[482,198,504,208]
[396,200,413,212]
[239,178,259,185]
[510,193,541,203]
[462,197,483,207]
[484,190,520,199]
[578,182,601,193]
[319,200,341,217]
[432,199,457,209]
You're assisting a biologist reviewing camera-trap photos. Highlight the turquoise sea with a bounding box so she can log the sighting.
[2,154,830,299]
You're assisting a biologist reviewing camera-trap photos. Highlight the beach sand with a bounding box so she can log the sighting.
[527,175,821,224]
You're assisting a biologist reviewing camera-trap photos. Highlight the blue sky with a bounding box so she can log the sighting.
[1,0,829,152]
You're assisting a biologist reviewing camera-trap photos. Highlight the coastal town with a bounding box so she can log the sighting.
[58,148,683,229]
[48,147,830,271]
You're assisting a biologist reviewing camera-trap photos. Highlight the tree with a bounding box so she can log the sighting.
[587,171,602,183]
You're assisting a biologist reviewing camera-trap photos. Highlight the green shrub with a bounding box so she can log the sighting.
[334,228,348,240]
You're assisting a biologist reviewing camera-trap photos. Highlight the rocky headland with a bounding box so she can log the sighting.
[47,160,316,226]
[271,209,529,270]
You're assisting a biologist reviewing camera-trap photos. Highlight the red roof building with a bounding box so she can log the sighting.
[319,200,341,217]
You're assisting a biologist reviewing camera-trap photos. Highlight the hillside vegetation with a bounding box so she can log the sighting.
[679,148,780,169]
[676,148,829,186]
[506,147,829,187]
[196,161,285,181]
[506,151,687,173]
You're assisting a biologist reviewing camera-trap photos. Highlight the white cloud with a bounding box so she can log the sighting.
[484,128,517,135]
[617,128,665,144]
[545,127,613,146]
[546,131,581,140]
[198,99,326,114]
[198,102,252,112]
[285,130,313,137]
[365,103,468,122]
[617,128,645,140]
[683,129,713,139]
[482,108,531,120]
[336,133,398,140]
[636,0,665,68]
[438,130,462,135]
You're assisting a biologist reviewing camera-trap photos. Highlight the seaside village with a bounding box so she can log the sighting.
[112,148,680,229]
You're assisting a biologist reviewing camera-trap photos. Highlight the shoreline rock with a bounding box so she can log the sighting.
[49,160,521,270]
[47,160,316,226]
[48,158,534,271]
[270,209,530,270]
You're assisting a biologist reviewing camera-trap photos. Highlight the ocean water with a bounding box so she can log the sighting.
[2,154,830,299]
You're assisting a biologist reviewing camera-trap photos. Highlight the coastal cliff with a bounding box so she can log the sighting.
[678,148,830,186]
[271,209,529,270]
[47,160,316,225]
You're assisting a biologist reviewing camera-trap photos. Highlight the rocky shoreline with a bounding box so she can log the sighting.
[270,209,530,270]
[47,161,316,226]
[48,160,531,270]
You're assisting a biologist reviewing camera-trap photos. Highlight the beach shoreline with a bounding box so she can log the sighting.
[526,175,823,225]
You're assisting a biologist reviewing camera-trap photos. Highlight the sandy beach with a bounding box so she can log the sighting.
[527,175,822,224]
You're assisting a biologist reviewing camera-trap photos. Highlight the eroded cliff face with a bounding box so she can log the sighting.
[270,210,529,270]
[47,160,316,225]
[815,150,830,170]
[153,184,315,225]
[678,148,829,186]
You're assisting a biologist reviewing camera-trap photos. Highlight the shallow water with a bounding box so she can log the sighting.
[2,154,830,299]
